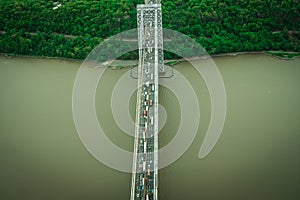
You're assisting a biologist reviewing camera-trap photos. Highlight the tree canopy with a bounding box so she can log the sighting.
[0,0,299,59]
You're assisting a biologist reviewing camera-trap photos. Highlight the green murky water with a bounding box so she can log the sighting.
[0,55,299,199]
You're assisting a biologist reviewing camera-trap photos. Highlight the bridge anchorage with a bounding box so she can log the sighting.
[130,1,163,200]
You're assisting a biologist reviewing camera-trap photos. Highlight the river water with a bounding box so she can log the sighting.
[0,54,299,199]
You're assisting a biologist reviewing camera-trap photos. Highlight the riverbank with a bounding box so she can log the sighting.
[264,51,300,60]
[198,51,300,60]
[2,51,299,70]
[0,53,82,63]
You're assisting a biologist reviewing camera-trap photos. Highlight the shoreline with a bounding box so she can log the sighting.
[209,51,300,61]
[0,53,82,63]
[1,51,299,66]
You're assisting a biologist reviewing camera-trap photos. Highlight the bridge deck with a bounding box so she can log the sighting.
[131,3,163,200]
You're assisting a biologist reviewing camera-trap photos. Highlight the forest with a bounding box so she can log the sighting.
[0,0,299,60]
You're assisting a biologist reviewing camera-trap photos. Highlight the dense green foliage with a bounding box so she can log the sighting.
[0,0,299,59]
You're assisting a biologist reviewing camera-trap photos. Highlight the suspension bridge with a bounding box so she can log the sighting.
[130,1,164,200]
